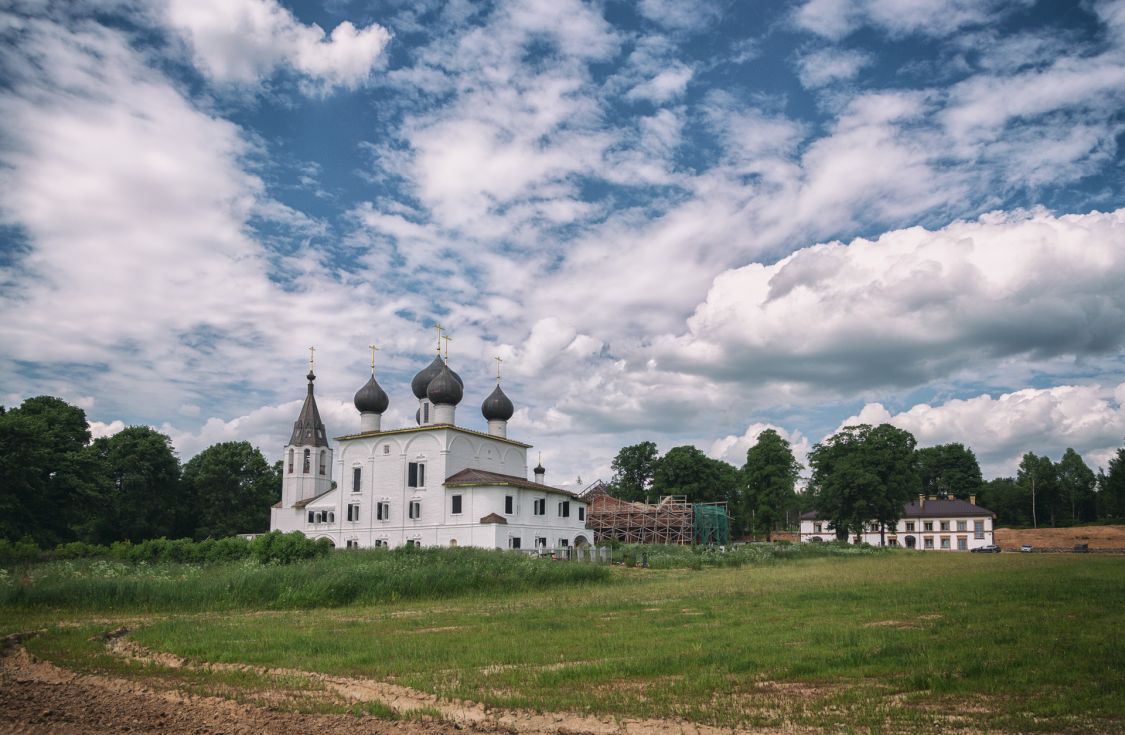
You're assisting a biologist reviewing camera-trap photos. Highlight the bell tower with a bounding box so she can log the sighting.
[281,348,333,507]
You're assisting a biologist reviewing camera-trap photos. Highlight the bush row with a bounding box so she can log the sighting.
[1,532,331,566]
[615,540,889,569]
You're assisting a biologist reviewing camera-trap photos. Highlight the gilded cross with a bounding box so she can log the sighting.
[433,322,443,352]
[368,343,379,374]
[308,346,316,373]
[494,355,503,382]
[442,334,451,362]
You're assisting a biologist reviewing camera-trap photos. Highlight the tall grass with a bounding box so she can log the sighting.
[0,547,609,612]
[616,540,887,568]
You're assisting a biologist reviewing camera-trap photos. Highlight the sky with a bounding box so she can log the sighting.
[2,0,1125,489]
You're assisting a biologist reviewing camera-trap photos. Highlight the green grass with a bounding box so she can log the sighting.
[3,551,1123,733]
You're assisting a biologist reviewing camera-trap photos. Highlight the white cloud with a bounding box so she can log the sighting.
[793,0,1028,40]
[163,0,390,90]
[637,0,723,32]
[656,208,1125,392]
[795,47,872,88]
[840,384,1125,477]
[624,64,694,103]
[709,423,813,472]
[89,419,125,440]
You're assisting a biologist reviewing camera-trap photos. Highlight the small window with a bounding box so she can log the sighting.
[535,537,547,548]
[303,449,311,473]
[905,522,915,532]
[319,450,326,475]
[307,511,314,523]
[509,537,522,549]
[974,520,984,539]
[451,495,462,515]
[957,536,968,550]
[347,503,360,522]
[578,506,585,521]
[406,539,416,548]
[940,521,950,532]
[888,538,898,547]
[288,449,294,474]
[408,462,425,488]
[923,521,933,532]
[533,499,545,516]
[924,537,934,549]
[374,539,385,547]
[352,467,362,493]
[423,403,429,423]
[505,495,514,514]
[558,501,570,518]
[377,501,390,521]
[346,539,358,549]
[409,500,421,519]
[559,538,569,547]
[814,522,822,533]
[940,536,951,549]
[957,520,967,532]
[383,445,390,455]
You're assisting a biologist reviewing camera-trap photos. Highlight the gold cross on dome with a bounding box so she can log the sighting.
[308,346,316,373]
[433,322,443,352]
[368,343,379,373]
[442,334,451,362]
[494,355,503,382]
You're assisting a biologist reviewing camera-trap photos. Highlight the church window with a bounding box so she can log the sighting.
[347,503,360,522]
[319,450,326,475]
[376,502,390,521]
[406,539,416,548]
[535,537,547,548]
[578,506,585,521]
[423,403,430,423]
[408,462,425,488]
[288,449,294,474]
[509,537,522,549]
[352,467,362,493]
[409,500,421,519]
[559,538,569,547]
[374,539,385,548]
[307,511,314,523]
[303,449,311,473]
[558,501,570,518]
[346,539,359,549]
[533,499,545,516]
[504,495,514,514]
[383,445,390,455]
[451,495,463,515]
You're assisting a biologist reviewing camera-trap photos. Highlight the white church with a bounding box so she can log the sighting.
[270,346,592,550]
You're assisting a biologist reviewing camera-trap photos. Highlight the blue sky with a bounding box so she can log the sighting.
[2,0,1125,486]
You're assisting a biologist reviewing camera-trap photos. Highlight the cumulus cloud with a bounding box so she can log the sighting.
[840,384,1125,477]
[163,0,390,90]
[709,423,813,472]
[795,47,872,88]
[793,0,1029,40]
[656,208,1125,392]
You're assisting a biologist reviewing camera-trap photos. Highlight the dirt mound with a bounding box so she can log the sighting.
[994,525,1125,550]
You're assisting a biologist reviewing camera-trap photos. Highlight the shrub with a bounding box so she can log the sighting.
[250,531,331,565]
[0,537,41,564]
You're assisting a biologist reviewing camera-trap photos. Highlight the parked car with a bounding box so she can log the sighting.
[1020,544,1033,553]
[1074,543,1090,553]
[971,544,1001,553]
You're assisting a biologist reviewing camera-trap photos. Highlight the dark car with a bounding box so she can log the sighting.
[1074,543,1090,553]
[971,544,1001,553]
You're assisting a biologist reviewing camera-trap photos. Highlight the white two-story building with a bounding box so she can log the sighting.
[270,351,591,550]
[799,495,996,550]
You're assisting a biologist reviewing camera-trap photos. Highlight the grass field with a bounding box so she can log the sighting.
[3,550,1123,733]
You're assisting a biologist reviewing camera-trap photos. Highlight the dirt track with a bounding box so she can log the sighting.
[0,634,775,735]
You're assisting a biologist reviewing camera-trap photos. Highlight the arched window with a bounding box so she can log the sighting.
[303,449,311,473]
[288,448,294,474]
[319,450,326,475]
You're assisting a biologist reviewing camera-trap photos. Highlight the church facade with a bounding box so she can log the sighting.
[270,350,591,550]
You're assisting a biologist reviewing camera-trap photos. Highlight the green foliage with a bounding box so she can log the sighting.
[742,429,801,540]
[84,426,182,543]
[0,537,42,563]
[249,531,332,565]
[978,477,1030,526]
[0,547,609,611]
[1017,452,1059,528]
[181,441,279,539]
[1100,447,1125,520]
[916,443,983,498]
[808,424,920,540]
[607,441,659,501]
[613,541,886,569]
[651,445,738,504]
[1057,448,1097,524]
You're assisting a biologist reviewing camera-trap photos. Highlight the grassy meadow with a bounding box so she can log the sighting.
[2,548,1123,733]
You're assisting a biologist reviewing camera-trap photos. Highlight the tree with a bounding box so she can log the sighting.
[650,446,738,505]
[181,442,280,539]
[977,478,1030,526]
[608,441,659,501]
[85,426,181,543]
[1016,453,1058,528]
[916,443,983,498]
[0,396,93,544]
[1056,448,1097,524]
[808,424,920,543]
[1098,447,1125,521]
[742,429,801,540]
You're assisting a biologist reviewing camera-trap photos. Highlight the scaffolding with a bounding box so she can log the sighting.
[586,489,730,546]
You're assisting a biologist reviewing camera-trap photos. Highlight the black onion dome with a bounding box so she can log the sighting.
[448,365,464,388]
[354,375,389,414]
[481,384,514,421]
[411,355,445,399]
[534,460,545,474]
[426,364,463,406]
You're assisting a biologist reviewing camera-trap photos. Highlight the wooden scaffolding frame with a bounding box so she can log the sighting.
[586,492,695,545]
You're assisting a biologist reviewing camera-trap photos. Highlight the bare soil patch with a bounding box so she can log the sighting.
[994,525,1125,550]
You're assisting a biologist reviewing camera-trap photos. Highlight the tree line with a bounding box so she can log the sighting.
[607,425,1125,540]
[0,396,280,546]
